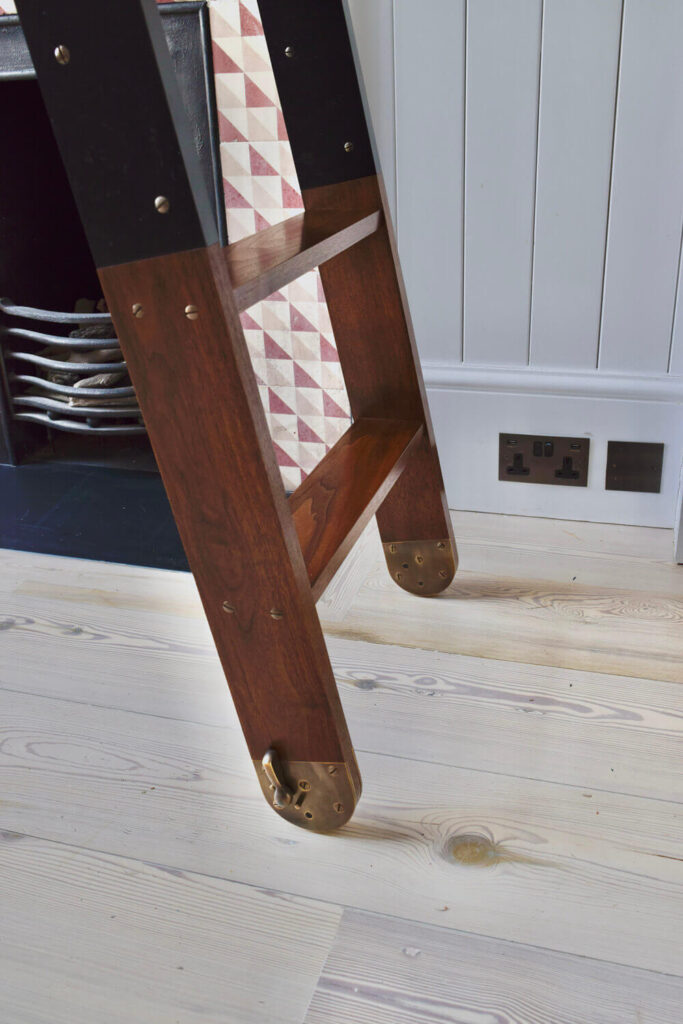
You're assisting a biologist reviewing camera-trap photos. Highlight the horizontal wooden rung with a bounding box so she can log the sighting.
[289,417,423,601]
[223,207,382,311]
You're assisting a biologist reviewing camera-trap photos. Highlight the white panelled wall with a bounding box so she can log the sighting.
[347,0,683,529]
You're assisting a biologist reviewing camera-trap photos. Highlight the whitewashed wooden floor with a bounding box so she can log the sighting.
[1,511,682,1023]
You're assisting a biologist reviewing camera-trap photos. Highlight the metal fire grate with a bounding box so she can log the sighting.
[0,298,145,436]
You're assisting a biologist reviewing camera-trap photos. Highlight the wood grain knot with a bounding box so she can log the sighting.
[445,833,503,868]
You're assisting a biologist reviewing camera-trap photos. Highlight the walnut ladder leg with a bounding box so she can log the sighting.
[17,0,457,832]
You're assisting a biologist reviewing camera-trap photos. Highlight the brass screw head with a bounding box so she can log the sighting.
[333,802,344,814]
[131,303,144,319]
[298,780,311,792]
[327,765,337,775]
[395,572,402,582]
[54,45,70,65]
[439,569,449,579]
[415,555,424,564]
[436,541,446,550]
[222,601,235,614]
[284,46,294,58]
[184,305,199,320]
[270,608,284,620]
[154,195,170,214]
[344,141,354,153]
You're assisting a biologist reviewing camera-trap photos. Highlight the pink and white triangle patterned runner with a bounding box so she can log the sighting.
[208,0,351,490]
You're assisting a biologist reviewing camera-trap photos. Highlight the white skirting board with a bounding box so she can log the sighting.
[424,363,683,529]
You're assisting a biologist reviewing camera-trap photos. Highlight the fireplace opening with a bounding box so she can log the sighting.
[0,76,153,471]
[0,4,225,566]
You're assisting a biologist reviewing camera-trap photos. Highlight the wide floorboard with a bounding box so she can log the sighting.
[1,512,681,1022]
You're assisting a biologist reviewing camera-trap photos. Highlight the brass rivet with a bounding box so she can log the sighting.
[333,802,344,814]
[284,46,294,58]
[344,141,354,153]
[415,555,424,565]
[270,608,284,620]
[298,779,311,791]
[436,541,446,550]
[184,305,199,320]
[54,44,70,65]
[327,765,337,775]
[439,569,448,579]
[154,195,170,214]
[222,601,235,614]
[131,303,144,319]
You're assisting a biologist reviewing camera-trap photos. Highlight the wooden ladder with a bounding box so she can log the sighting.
[17,0,458,832]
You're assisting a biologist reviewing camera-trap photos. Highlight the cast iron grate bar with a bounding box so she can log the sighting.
[9,374,136,399]
[4,327,121,351]
[1,299,142,437]
[13,412,146,435]
[0,298,113,325]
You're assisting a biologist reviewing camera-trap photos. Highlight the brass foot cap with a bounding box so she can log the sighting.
[254,755,358,833]
[383,538,457,596]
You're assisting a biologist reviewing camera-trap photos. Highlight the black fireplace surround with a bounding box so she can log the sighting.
[0,3,226,569]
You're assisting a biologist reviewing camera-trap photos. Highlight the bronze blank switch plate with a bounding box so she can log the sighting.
[605,441,664,493]
[499,434,590,487]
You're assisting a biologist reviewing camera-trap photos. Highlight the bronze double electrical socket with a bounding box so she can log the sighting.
[499,433,590,487]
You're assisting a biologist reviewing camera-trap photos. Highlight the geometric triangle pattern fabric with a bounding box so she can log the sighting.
[0,0,351,492]
[208,0,350,492]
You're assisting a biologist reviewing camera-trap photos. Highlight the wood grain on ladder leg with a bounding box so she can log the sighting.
[99,245,361,831]
[304,176,458,596]
[16,0,368,833]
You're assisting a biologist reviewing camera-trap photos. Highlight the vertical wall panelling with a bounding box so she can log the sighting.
[394,0,466,365]
[529,0,622,369]
[675,456,683,562]
[463,0,543,365]
[668,229,683,375]
[345,0,396,223]
[599,0,683,374]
